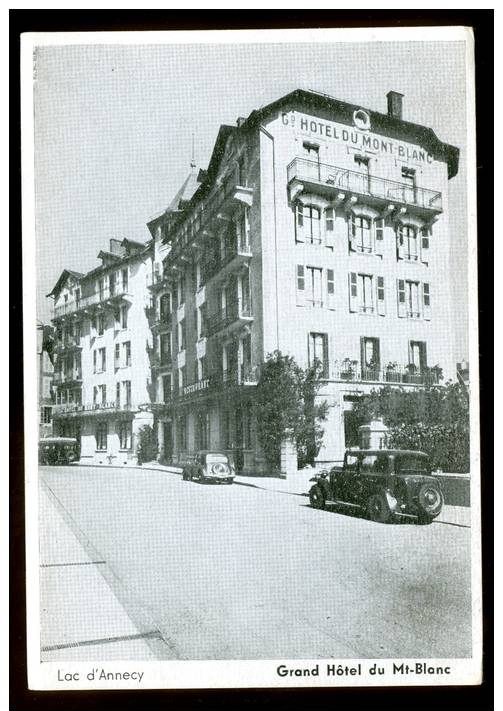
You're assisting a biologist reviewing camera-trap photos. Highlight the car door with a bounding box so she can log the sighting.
[333,453,360,502]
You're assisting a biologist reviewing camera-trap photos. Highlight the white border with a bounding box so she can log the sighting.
[21,25,482,692]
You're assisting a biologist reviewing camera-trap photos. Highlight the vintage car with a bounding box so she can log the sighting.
[181,451,235,484]
[308,449,443,524]
[38,437,79,465]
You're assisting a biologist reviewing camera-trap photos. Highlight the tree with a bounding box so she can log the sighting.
[351,382,470,472]
[136,424,158,465]
[254,351,329,471]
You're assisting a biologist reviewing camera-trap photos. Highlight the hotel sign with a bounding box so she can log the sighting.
[281,111,435,164]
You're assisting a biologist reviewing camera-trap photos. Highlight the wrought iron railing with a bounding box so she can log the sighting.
[54,285,130,318]
[206,302,253,336]
[287,158,442,211]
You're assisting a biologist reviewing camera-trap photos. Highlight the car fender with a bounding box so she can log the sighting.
[383,489,398,512]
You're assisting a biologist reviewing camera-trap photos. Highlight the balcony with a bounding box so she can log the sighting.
[287,158,442,217]
[150,313,173,333]
[163,181,254,270]
[53,369,83,386]
[54,337,82,353]
[219,364,259,387]
[147,268,173,292]
[54,285,131,320]
[206,302,253,338]
[53,401,135,417]
[202,236,252,285]
[147,347,172,372]
[325,362,442,386]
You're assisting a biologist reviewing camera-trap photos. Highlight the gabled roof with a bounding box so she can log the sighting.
[46,269,84,298]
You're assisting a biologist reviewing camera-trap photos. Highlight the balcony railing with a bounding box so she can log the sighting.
[53,401,134,416]
[201,237,252,284]
[54,285,131,319]
[206,302,253,337]
[287,158,442,212]
[325,362,442,385]
[54,337,82,352]
[53,369,83,384]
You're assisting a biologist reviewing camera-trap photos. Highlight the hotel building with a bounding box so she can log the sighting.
[48,239,154,465]
[146,89,459,472]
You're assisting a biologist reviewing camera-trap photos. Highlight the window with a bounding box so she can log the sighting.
[160,332,172,364]
[95,422,108,450]
[422,282,431,320]
[397,224,419,261]
[122,380,131,408]
[178,319,186,351]
[41,407,52,424]
[198,304,207,339]
[308,332,329,378]
[178,274,186,305]
[179,366,186,390]
[115,343,120,369]
[162,374,172,403]
[296,204,321,244]
[95,347,106,372]
[240,270,251,314]
[326,269,335,310]
[324,208,335,243]
[98,384,107,405]
[401,167,416,203]
[98,278,105,301]
[348,272,377,314]
[178,415,187,451]
[349,214,372,253]
[123,341,131,367]
[361,337,380,379]
[116,381,121,407]
[120,305,128,329]
[121,268,129,292]
[97,314,105,336]
[119,421,132,450]
[405,280,420,318]
[160,293,171,320]
[409,341,427,372]
[305,266,323,307]
[196,412,210,450]
[198,355,207,380]
[376,276,386,316]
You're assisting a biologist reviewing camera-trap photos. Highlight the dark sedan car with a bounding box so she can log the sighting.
[309,449,443,524]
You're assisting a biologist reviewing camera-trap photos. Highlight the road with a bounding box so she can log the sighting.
[39,465,472,661]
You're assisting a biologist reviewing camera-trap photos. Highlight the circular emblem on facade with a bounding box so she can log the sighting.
[353,109,371,130]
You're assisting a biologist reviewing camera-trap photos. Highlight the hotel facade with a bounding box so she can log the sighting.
[48,89,459,472]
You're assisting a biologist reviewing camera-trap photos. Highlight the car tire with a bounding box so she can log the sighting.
[416,513,434,525]
[309,485,325,510]
[367,493,392,523]
[182,471,190,481]
[417,483,443,521]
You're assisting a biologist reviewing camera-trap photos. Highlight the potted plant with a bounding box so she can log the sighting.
[404,362,418,384]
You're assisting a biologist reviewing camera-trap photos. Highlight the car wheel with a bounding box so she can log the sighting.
[309,485,325,510]
[416,513,434,525]
[367,493,392,523]
[182,471,190,481]
[417,483,443,521]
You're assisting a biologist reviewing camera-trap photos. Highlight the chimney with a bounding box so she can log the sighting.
[386,91,404,120]
[236,116,246,128]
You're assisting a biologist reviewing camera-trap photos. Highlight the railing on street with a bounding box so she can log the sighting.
[287,157,442,211]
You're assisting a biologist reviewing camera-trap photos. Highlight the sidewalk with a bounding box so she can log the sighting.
[39,483,159,661]
[140,462,471,527]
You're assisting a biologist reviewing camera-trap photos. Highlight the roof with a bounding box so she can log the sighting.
[167,165,202,212]
[243,88,459,178]
[46,269,84,298]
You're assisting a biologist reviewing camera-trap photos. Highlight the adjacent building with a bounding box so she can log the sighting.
[37,323,54,438]
[48,239,153,465]
[47,88,459,471]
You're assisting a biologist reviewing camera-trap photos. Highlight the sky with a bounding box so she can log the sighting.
[33,35,470,358]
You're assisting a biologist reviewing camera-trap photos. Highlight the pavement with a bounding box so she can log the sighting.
[39,464,472,662]
[39,484,161,661]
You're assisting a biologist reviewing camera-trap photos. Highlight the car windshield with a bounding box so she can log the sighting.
[395,454,430,473]
[206,453,229,465]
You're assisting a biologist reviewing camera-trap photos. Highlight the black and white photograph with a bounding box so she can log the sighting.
[21,25,481,691]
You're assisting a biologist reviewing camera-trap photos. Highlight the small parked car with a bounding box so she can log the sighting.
[309,449,443,524]
[38,437,78,465]
[181,451,235,484]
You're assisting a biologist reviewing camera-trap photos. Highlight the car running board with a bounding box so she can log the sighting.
[325,500,361,508]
